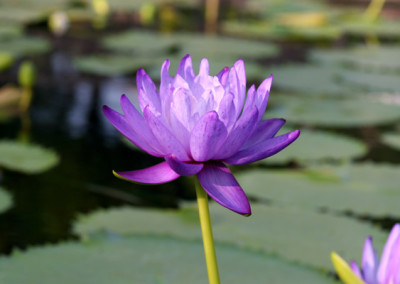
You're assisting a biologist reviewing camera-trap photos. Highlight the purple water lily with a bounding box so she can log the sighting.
[349,224,400,284]
[103,55,299,215]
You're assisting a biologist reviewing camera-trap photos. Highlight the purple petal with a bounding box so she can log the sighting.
[137,69,161,114]
[350,260,363,279]
[255,75,273,121]
[242,118,286,149]
[217,67,229,86]
[198,58,210,76]
[227,65,243,118]
[362,236,378,284]
[213,106,259,160]
[120,95,164,153]
[165,154,203,176]
[242,85,256,114]
[233,59,246,101]
[197,162,251,215]
[177,54,195,82]
[114,161,180,184]
[217,92,236,131]
[224,129,300,165]
[143,106,190,161]
[190,111,228,162]
[102,105,163,157]
[378,224,400,284]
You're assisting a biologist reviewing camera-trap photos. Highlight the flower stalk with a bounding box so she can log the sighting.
[195,178,220,284]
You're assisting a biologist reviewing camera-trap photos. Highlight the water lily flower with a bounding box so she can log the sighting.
[332,223,400,284]
[103,55,300,215]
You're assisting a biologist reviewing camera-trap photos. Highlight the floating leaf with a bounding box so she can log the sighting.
[73,204,387,270]
[0,52,14,71]
[268,95,400,127]
[237,163,400,217]
[0,235,334,283]
[382,132,400,150]
[341,70,400,93]
[340,18,400,38]
[0,141,59,174]
[310,45,400,72]
[0,36,50,56]
[0,187,12,213]
[260,128,367,164]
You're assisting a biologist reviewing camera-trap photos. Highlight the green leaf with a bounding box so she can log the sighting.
[260,127,367,165]
[340,70,400,93]
[0,235,335,283]
[340,18,400,38]
[382,132,400,150]
[268,95,400,127]
[0,36,50,56]
[0,141,59,174]
[237,163,400,217]
[73,204,387,270]
[0,187,12,213]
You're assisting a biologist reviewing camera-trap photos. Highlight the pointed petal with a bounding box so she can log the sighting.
[224,129,300,165]
[217,92,236,130]
[362,237,378,284]
[213,106,258,160]
[350,261,363,279]
[233,59,246,100]
[144,106,189,161]
[197,162,251,215]
[331,252,365,284]
[243,118,286,149]
[120,95,164,153]
[242,85,256,114]
[378,224,400,283]
[255,75,272,121]
[217,67,229,86]
[165,154,203,176]
[177,54,195,82]
[190,111,228,162]
[137,69,161,114]
[227,65,243,118]
[199,58,210,76]
[113,162,179,184]
[102,105,163,157]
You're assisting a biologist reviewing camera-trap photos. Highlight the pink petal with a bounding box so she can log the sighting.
[177,54,195,82]
[242,118,286,149]
[213,106,259,160]
[137,69,161,114]
[378,224,400,283]
[362,236,378,284]
[143,106,190,161]
[224,129,300,165]
[114,161,180,184]
[197,162,251,215]
[120,95,164,153]
[190,111,228,162]
[165,154,203,176]
[102,105,163,157]
[255,75,273,121]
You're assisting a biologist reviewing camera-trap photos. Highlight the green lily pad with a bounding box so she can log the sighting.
[0,36,50,56]
[238,163,400,217]
[0,235,335,283]
[261,128,367,165]
[340,18,400,38]
[309,45,400,72]
[0,52,14,71]
[267,95,400,127]
[0,187,12,213]
[0,141,59,174]
[73,204,387,270]
[341,70,400,93]
[382,132,400,150]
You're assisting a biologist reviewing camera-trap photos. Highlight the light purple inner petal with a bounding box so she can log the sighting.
[165,154,203,176]
[114,161,180,184]
[224,129,300,165]
[190,111,228,162]
[243,118,286,149]
[378,224,400,284]
[349,260,363,279]
[137,69,161,114]
[197,162,251,215]
[362,236,379,284]
[255,75,273,121]
[177,54,195,83]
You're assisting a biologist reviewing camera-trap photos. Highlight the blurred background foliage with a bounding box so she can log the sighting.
[0,0,400,282]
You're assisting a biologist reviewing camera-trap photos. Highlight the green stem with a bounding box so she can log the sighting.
[195,178,221,284]
[364,0,386,22]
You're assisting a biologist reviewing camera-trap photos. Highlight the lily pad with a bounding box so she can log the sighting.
[0,36,50,56]
[267,95,400,127]
[309,45,400,72]
[260,128,367,165]
[341,70,400,93]
[238,163,400,217]
[340,18,400,38]
[382,132,400,150]
[0,141,59,174]
[73,204,387,270]
[0,235,335,283]
[0,187,12,213]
